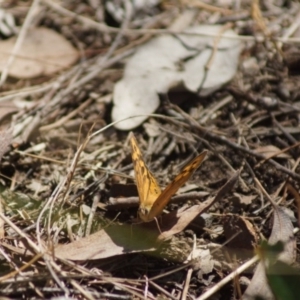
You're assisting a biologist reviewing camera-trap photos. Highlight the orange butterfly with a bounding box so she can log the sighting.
[130,133,207,222]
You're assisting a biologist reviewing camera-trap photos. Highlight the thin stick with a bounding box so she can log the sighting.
[196,256,259,300]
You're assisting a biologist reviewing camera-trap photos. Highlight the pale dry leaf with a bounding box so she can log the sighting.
[255,145,291,159]
[26,179,48,195]
[185,246,214,276]
[194,249,213,275]
[112,25,242,130]
[232,193,257,206]
[0,27,79,79]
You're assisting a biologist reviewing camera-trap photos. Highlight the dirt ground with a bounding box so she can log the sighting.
[0,1,300,299]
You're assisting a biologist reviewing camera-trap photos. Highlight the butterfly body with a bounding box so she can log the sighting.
[130,133,207,222]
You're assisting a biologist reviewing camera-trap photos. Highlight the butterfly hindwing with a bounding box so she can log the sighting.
[146,150,207,221]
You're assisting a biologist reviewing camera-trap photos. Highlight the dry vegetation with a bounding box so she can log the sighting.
[0,0,300,299]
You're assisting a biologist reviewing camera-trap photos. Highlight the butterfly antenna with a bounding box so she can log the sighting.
[154,217,162,234]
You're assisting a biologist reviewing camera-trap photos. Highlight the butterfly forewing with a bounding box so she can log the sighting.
[130,133,161,215]
[146,150,207,222]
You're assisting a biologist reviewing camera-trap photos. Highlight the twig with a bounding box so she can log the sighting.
[196,256,259,300]
[181,268,193,300]
[107,191,209,210]
[0,212,40,253]
[181,0,233,14]
[252,157,300,214]
[39,98,93,132]
[0,213,69,294]
[0,253,43,282]
[148,280,176,300]
[85,193,101,236]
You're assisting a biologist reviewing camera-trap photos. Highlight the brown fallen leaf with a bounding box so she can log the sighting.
[223,215,258,250]
[0,27,79,79]
[55,223,158,260]
[55,171,239,260]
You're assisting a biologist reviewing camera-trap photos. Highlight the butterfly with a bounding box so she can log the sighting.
[130,133,207,222]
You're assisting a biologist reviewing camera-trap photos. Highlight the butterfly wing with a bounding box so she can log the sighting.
[145,150,207,222]
[130,133,161,221]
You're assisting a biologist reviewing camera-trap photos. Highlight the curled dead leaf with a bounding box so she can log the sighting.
[243,207,296,300]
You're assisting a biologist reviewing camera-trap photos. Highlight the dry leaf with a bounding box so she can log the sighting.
[0,27,79,79]
[55,223,158,260]
[223,214,258,250]
[232,193,257,206]
[186,247,214,276]
[243,206,296,300]
[112,25,242,130]
[255,145,290,159]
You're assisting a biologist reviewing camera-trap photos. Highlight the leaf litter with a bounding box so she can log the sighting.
[0,1,300,299]
[55,171,239,260]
